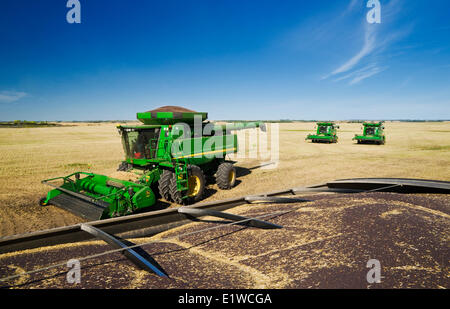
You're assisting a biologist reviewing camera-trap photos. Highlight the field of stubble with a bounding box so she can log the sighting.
[0,121,449,237]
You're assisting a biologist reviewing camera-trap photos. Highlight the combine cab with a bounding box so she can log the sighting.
[40,106,266,220]
[353,122,386,145]
[305,122,339,143]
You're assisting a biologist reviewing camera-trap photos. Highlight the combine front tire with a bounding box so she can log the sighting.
[170,165,206,205]
[215,162,236,190]
[158,170,174,202]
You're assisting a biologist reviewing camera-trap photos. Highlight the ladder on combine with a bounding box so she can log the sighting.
[174,159,189,198]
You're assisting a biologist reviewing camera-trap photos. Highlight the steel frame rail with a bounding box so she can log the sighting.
[0,178,448,255]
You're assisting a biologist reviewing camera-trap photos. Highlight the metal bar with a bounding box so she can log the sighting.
[0,195,246,254]
[41,172,95,184]
[290,187,364,194]
[327,178,450,193]
[244,196,310,203]
[80,224,167,277]
[2,178,448,255]
[178,207,282,229]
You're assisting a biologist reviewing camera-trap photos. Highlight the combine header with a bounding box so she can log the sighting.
[40,106,266,220]
[305,122,339,143]
[353,121,386,145]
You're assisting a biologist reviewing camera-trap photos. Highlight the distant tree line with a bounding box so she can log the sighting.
[0,120,60,127]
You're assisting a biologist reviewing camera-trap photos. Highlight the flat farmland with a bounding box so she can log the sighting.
[0,121,449,237]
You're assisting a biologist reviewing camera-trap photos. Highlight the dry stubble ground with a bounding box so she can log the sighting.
[0,121,449,289]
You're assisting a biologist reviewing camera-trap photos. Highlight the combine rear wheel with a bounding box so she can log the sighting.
[170,165,206,205]
[158,170,174,202]
[215,162,236,190]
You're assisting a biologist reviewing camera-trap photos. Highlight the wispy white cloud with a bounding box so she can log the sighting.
[348,65,388,85]
[322,0,411,85]
[329,24,377,76]
[332,63,377,82]
[345,0,361,14]
[280,1,362,53]
[331,62,388,85]
[0,91,27,103]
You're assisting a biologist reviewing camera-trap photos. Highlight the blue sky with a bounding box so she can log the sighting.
[0,0,449,121]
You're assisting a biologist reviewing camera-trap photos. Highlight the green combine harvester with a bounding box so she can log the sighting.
[40,106,266,220]
[353,121,386,145]
[305,122,339,143]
